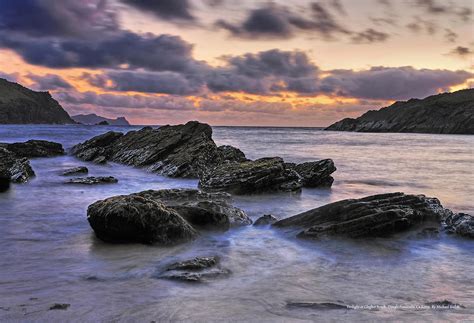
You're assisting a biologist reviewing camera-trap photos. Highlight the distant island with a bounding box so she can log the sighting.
[326,89,473,134]
[0,78,74,124]
[72,113,130,126]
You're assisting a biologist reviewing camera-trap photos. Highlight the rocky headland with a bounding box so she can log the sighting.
[71,113,130,126]
[326,89,474,134]
[0,78,74,124]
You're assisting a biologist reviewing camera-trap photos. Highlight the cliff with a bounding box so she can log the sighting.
[326,89,474,134]
[0,78,74,124]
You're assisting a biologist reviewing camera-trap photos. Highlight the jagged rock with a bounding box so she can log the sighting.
[62,166,88,176]
[135,189,252,228]
[199,157,302,194]
[66,176,118,185]
[286,159,336,187]
[159,256,230,282]
[0,78,75,124]
[0,147,35,184]
[216,145,247,163]
[71,121,245,178]
[0,140,64,157]
[443,213,474,239]
[326,89,474,134]
[273,193,453,238]
[254,214,278,226]
[87,195,198,244]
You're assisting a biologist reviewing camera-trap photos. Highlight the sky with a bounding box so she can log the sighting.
[0,0,472,126]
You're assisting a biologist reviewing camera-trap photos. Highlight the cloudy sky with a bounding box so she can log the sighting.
[0,0,472,126]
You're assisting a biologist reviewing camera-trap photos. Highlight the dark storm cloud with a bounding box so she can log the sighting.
[85,70,205,95]
[120,0,195,21]
[319,66,473,100]
[0,0,117,37]
[351,28,390,44]
[28,73,73,91]
[207,50,319,94]
[216,3,348,39]
[0,32,204,72]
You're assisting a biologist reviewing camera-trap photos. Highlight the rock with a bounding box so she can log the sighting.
[199,157,302,194]
[443,213,474,239]
[166,256,219,271]
[49,303,70,310]
[273,193,453,238]
[254,214,278,226]
[72,113,130,126]
[0,148,35,184]
[96,120,109,125]
[326,89,474,134]
[0,140,64,157]
[87,195,198,244]
[416,227,440,238]
[425,300,465,309]
[66,176,118,185]
[0,78,75,124]
[286,159,336,187]
[71,121,245,178]
[159,256,230,283]
[216,145,247,163]
[135,189,252,228]
[62,166,88,176]
[286,302,350,310]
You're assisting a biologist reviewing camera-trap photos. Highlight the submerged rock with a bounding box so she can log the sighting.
[62,166,88,176]
[66,176,118,185]
[274,192,453,238]
[443,213,474,239]
[425,300,465,309]
[86,189,250,244]
[254,214,278,226]
[87,195,197,244]
[199,157,302,194]
[49,303,70,310]
[71,121,246,177]
[159,256,230,282]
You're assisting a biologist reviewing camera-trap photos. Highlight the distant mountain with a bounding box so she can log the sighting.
[72,113,130,126]
[0,78,74,124]
[326,89,474,134]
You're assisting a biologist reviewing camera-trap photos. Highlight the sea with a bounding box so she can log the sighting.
[0,124,473,322]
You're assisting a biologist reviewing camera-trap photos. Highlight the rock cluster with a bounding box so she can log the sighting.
[72,121,336,193]
[444,212,474,239]
[273,192,454,238]
[87,189,251,244]
[0,140,64,185]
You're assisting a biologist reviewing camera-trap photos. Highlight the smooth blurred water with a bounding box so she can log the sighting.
[0,124,473,322]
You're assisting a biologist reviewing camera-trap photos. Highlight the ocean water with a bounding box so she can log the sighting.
[0,124,473,322]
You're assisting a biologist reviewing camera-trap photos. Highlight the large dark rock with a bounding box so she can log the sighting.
[0,78,74,124]
[0,140,64,157]
[274,193,453,238]
[254,214,278,226]
[0,147,35,184]
[87,195,198,244]
[286,159,336,187]
[71,121,246,177]
[135,189,252,228]
[199,157,303,194]
[443,212,474,239]
[326,89,474,134]
[86,189,251,244]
